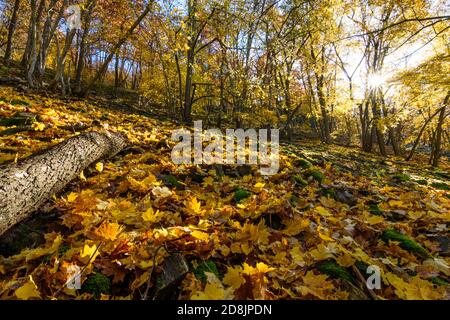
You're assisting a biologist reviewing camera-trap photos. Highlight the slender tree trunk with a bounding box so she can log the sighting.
[50,28,76,90]
[37,0,66,83]
[26,0,45,86]
[0,131,128,236]
[183,48,195,122]
[405,108,443,160]
[370,90,386,156]
[388,127,401,156]
[4,0,21,61]
[114,49,121,88]
[74,0,95,93]
[431,104,447,167]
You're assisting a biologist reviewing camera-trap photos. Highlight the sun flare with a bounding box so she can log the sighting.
[367,73,387,89]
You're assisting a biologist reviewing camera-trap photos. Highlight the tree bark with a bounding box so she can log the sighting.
[0,131,128,236]
[431,103,447,167]
[49,28,77,91]
[4,0,21,61]
[405,106,445,161]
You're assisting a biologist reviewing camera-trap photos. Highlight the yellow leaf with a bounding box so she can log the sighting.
[290,245,306,266]
[296,271,334,299]
[202,176,214,187]
[366,215,384,225]
[310,243,337,261]
[223,266,245,289]
[95,162,103,173]
[32,121,45,131]
[386,272,445,300]
[142,207,163,223]
[191,272,233,300]
[79,243,99,263]
[185,197,204,216]
[79,170,86,181]
[254,182,265,188]
[67,192,78,203]
[15,276,41,300]
[191,230,210,241]
[242,262,274,275]
[316,206,331,217]
[283,218,310,236]
[95,222,124,241]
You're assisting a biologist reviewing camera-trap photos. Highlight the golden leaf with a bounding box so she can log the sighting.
[142,207,163,223]
[296,271,335,299]
[223,266,245,289]
[15,276,41,300]
[95,162,103,173]
[67,192,78,203]
[191,272,234,300]
[191,230,210,241]
[79,243,99,264]
[95,222,124,241]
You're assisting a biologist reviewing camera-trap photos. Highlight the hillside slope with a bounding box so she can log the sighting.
[0,87,449,300]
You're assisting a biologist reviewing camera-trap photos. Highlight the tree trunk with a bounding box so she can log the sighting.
[370,91,386,156]
[4,0,21,61]
[114,49,121,88]
[405,106,445,161]
[431,104,447,167]
[0,131,128,236]
[388,127,401,156]
[50,28,77,90]
[36,0,66,83]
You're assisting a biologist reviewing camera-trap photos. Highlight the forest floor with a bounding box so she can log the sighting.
[0,86,449,300]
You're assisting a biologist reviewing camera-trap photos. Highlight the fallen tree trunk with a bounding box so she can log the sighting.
[0,77,27,86]
[0,131,128,236]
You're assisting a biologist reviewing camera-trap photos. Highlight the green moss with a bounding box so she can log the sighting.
[428,276,449,286]
[293,175,307,188]
[296,158,312,169]
[58,244,71,256]
[431,182,450,191]
[393,173,410,182]
[306,169,325,183]
[321,187,336,198]
[192,260,220,283]
[10,99,30,106]
[316,260,353,282]
[234,188,251,203]
[368,204,383,216]
[381,229,431,259]
[355,261,370,276]
[433,170,450,180]
[162,174,181,188]
[82,273,111,298]
[290,195,299,205]
[415,179,428,185]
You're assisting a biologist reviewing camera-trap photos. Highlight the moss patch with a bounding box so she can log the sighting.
[293,175,307,188]
[82,273,111,298]
[306,169,325,183]
[161,174,182,188]
[431,182,450,191]
[381,229,431,259]
[296,158,312,169]
[392,173,410,182]
[316,259,353,282]
[368,204,383,216]
[415,179,428,185]
[234,188,251,203]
